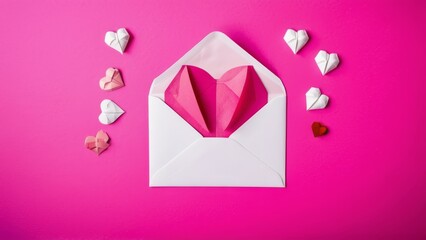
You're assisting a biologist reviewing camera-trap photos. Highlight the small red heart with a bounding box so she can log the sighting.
[312,122,328,137]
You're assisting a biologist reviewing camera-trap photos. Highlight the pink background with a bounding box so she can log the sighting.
[1,0,425,239]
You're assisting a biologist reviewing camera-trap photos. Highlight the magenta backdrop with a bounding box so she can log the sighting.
[1,0,426,239]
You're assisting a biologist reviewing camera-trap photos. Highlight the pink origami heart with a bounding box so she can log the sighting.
[165,65,268,137]
[99,68,124,91]
[84,130,110,155]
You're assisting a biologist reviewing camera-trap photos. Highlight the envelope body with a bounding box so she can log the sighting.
[149,32,286,187]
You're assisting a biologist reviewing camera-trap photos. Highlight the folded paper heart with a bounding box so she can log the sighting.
[98,99,125,125]
[306,87,329,110]
[315,50,340,75]
[283,29,309,54]
[312,122,328,137]
[84,130,110,155]
[99,68,124,91]
[165,65,268,137]
[104,28,130,54]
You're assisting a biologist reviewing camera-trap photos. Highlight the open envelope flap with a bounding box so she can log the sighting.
[149,96,202,176]
[150,138,284,187]
[150,31,286,101]
[230,96,286,181]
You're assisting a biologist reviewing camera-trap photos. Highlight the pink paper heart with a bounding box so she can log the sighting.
[99,68,124,91]
[165,65,268,137]
[84,130,110,155]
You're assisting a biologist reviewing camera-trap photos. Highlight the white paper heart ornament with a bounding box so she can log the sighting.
[306,87,329,110]
[315,50,339,75]
[98,99,125,125]
[104,28,130,54]
[283,29,309,54]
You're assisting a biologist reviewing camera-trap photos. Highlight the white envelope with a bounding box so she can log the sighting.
[149,32,286,187]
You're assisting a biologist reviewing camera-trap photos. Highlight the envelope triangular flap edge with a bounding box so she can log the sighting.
[150,138,284,187]
[149,31,286,101]
[229,96,286,181]
[149,96,202,176]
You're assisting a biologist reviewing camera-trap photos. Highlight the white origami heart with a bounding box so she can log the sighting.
[104,28,130,54]
[98,99,125,125]
[315,50,339,75]
[283,29,309,54]
[306,87,329,110]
